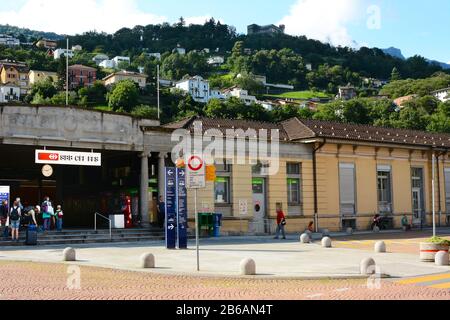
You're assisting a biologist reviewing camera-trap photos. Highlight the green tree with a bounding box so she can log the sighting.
[26,78,57,103]
[234,73,264,94]
[427,102,450,133]
[391,67,401,81]
[107,80,139,112]
[131,105,159,119]
[78,81,107,107]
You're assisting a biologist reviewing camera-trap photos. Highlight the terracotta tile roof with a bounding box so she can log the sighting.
[103,71,147,81]
[164,116,450,149]
[283,118,450,149]
[68,64,97,71]
[0,60,29,73]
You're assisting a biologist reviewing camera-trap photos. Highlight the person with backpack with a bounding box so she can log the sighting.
[9,200,22,242]
[42,196,53,232]
[1,200,9,240]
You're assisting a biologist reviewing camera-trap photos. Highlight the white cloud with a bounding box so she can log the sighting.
[278,0,364,47]
[0,0,167,35]
[183,15,225,26]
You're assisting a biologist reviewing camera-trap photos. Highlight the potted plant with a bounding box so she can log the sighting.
[420,237,450,262]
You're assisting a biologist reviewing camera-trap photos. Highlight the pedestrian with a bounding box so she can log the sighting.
[55,205,63,232]
[15,197,23,211]
[274,207,287,240]
[34,205,43,233]
[401,215,411,231]
[9,200,22,242]
[307,221,314,233]
[1,200,9,240]
[157,196,166,229]
[25,208,38,227]
[41,196,54,232]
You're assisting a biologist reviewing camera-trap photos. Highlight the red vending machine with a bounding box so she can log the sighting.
[122,194,133,229]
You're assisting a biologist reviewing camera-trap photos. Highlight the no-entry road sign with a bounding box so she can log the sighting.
[185,155,206,189]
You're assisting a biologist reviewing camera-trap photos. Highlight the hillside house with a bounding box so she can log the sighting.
[247,24,286,35]
[207,56,225,66]
[68,65,97,90]
[103,71,147,88]
[175,76,210,103]
[0,59,30,96]
[0,84,20,102]
[29,70,58,85]
[92,54,109,65]
[0,34,20,46]
[35,39,58,50]
[432,87,450,102]
[54,48,74,60]
[338,85,357,100]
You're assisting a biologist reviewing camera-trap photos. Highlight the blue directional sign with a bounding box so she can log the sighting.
[165,167,177,249]
[177,168,188,249]
[0,186,10,212]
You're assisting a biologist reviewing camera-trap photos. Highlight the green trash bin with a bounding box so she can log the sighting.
[197,213,214,237]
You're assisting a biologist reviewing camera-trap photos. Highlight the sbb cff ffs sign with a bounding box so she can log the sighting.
[35,150,102,167]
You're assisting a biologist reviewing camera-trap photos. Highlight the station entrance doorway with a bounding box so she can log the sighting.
[0,144,147,228]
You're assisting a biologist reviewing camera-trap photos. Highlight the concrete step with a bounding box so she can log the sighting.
[0,228,167,247]
[38,236,165,245]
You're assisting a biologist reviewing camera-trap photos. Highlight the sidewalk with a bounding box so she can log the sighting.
[1,233,449,279]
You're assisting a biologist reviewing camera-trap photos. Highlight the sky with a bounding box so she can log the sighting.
[0,0,449,63]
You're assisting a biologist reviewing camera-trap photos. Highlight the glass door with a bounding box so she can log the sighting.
[412,188,423,225]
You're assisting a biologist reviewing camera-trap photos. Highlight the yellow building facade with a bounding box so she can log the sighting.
[103,71,147,88]
[166,117,450,234]
[0,60,30,96]
[29,70,58,85]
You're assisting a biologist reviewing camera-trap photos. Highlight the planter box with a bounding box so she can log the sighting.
[420,243,450,262]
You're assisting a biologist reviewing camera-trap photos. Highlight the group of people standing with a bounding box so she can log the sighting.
[0,196,64,242]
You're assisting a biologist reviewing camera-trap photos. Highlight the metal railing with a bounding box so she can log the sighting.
[94,212,112,240]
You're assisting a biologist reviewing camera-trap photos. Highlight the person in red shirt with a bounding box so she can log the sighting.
[274,208,286,240]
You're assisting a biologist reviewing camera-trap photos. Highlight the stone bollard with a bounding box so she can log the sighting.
[140,253,156,269]
[360,258,376,275]
[300,233,310,244]
[63,247,76,262]
[374,241,386,253]
[321,237,332,248]
[435,251,450,266]
[240,258,256,276]
[346,227,353,235]
[373,226,380,233]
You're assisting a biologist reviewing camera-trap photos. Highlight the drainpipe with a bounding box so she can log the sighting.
[312,139,326,233]
[435,150,446,227]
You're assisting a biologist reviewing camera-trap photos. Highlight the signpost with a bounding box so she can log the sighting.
[35,150,101,167]
[165,167,177,249]
[177,168,188,249]
[186,155,206,272]
[186,155,206,189]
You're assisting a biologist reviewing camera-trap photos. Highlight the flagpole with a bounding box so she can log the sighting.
[66,38,69,106]
[432,152,436,237]
[157,64,160,120]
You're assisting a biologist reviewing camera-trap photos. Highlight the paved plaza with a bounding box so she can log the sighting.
[0,261,449,300]
[0,230,450,300]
